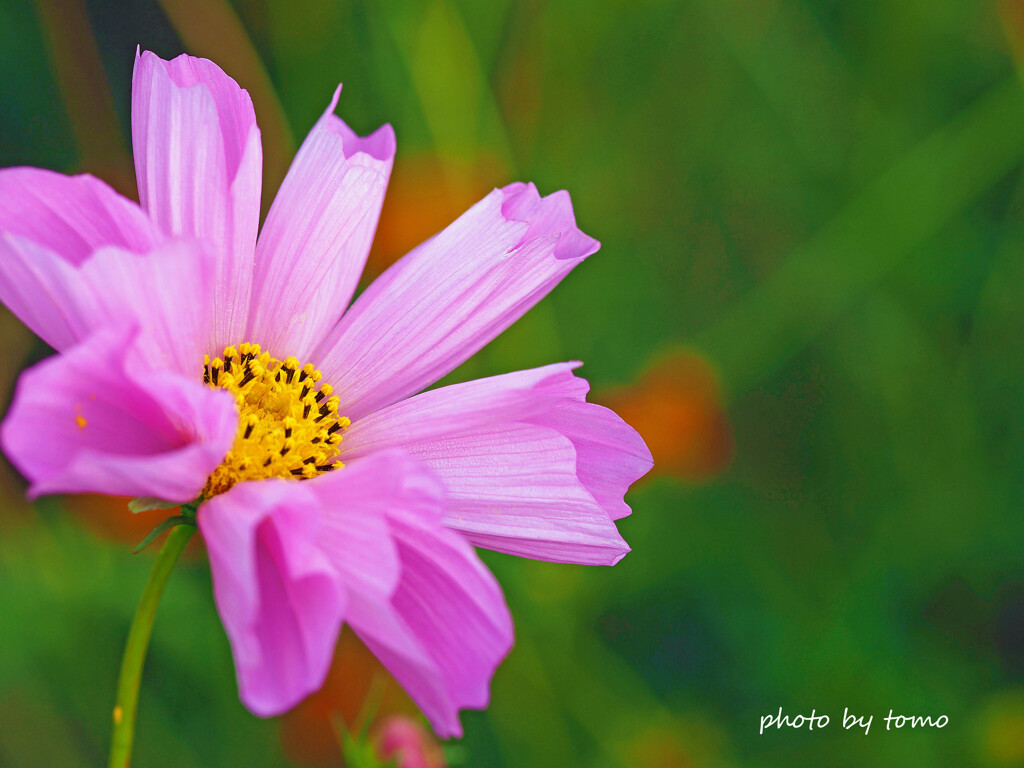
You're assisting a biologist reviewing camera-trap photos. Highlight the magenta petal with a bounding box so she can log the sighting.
[341,364,640,565]
[248,86,395,360]
[132,50,262,350]
[350,507,513,738]
[314,183,600,420]
[1,326,237,501]
[0,167,161,264]
[199,480,346,717]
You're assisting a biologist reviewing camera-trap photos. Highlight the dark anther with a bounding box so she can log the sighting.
[243,422,255,439]
[285,367,295,384]
[315,390,326,403]
[211,367,220,385]
[316,464,333,472]
[300,384,310,399]
[263,457,272,466]
[303,456,316,465]
[284,426,293,438]
[328,422,343,435]
[238,366,256,388]
[303,402,312,419]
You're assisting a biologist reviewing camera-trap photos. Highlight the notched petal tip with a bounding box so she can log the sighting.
[342,121,397,163]
[133,47,260,185]
[610,543,632,567]
[316,84,397,166]
[136,48,239,92]
[498,181,601,261]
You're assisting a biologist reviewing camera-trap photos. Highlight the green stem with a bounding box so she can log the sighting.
[108,520,196,768]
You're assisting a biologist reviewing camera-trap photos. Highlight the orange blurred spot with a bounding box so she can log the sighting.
[64,495,203,558]
[621,724,695,768]
[66,495,166,544]
[1000,1,1024,64]
[367,153,506,280]
[598,351,733,481]
[279,631,417,767]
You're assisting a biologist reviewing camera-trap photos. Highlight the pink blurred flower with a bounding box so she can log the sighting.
[377,716,446,768]
[0,51,652,735]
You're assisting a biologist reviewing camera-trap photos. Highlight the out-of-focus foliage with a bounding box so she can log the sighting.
[1,0,1023,765]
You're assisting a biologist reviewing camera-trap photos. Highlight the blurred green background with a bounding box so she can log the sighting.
[2,0,1024,765]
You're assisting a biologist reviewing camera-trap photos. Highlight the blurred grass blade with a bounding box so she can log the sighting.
[157,0,295,207]
[33,0,134,194]
[695,74,1024,397]
[384,0,515,189]
[696,0,864,176]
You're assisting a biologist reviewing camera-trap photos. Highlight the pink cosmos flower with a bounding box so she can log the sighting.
[0,50,652,736]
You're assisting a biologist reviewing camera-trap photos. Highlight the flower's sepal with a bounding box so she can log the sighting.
[132,515,197,554]
[128,496,180,514]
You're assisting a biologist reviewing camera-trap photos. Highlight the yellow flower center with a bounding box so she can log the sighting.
[202,342,349,497]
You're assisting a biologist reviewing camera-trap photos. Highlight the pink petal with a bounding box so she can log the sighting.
[341,364,642,565]
[1,325,237,501]
[0,236,216,376]
[339,362,587,453]
[302,450,438,614]
[528,401,653,522]
[199,451,451,719]
[247,86,395,360]
[0,167,162,264]
[314,182,600,420]
[0,169,169,352]
[0,233,102,352]
[199,480,346,717]
[132,50,262,351]
[350,506,513,738]
[304,451,511,736]
[413,423,629,565]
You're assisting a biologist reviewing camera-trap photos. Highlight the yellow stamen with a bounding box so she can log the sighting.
[202,343,348,497]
